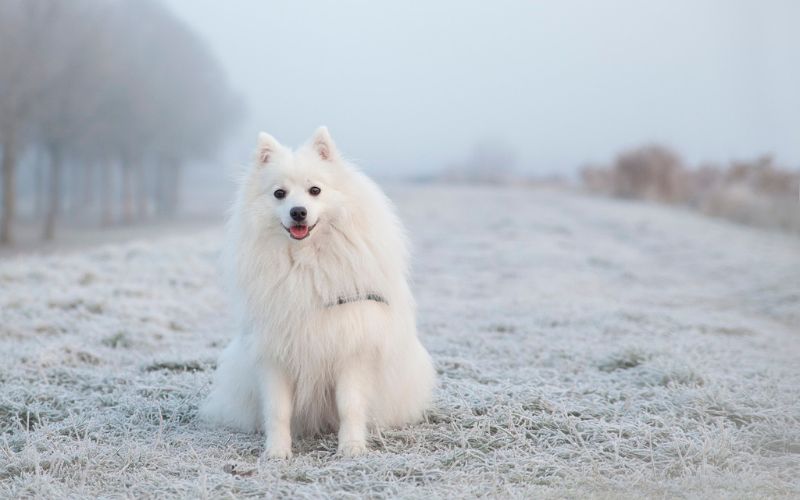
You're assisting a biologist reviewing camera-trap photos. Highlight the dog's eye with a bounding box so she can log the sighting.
[273,189,286,199]
[309,186,321,196]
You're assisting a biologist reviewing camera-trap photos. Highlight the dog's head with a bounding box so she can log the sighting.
[243,127,346,241]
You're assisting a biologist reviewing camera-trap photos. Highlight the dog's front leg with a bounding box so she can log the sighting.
[260,362,293,459]
[335,360,370,457]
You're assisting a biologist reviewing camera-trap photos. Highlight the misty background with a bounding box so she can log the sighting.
[1,0,799,249]
[164,0,800,175]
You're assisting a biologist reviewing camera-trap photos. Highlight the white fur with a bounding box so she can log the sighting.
[200,127,436,458]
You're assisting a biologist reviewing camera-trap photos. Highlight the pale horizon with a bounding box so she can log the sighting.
[164,0,800,177]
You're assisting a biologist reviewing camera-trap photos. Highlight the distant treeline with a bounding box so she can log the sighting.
[0,0,241,244]
[582,145,800,234]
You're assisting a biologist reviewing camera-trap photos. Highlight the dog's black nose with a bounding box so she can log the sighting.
[290,206,307,222]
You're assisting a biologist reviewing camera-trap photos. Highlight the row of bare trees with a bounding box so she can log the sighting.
[0,0,240,244]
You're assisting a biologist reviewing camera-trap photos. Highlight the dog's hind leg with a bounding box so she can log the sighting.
[199,336,261,432]
[374,338,435,428]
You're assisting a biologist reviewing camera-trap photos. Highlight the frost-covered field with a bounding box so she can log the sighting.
[1,185,798,498]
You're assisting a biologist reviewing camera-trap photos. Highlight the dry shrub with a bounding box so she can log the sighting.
[700,156,800,232]
[582,148,800,234]
[612,146,689,203]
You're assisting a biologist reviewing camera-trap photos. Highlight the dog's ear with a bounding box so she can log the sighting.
[256,132,280,165]
[311,126,338,161]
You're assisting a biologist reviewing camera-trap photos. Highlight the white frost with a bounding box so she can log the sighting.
[0,185,798,497]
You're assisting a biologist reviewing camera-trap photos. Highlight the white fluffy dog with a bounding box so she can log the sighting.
[201,127,435,458]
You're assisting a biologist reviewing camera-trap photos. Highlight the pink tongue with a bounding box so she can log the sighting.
[290,225,309,238]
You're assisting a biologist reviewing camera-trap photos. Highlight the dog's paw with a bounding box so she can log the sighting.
[262,445,293,460]
[261,441,292,460]
[338,441,367,457]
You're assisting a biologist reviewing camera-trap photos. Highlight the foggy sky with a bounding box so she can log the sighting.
[163,0,800,177]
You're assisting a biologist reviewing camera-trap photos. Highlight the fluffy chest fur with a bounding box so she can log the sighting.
[233,223,399,372]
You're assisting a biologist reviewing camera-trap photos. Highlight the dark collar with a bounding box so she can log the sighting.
[326,292,388,308]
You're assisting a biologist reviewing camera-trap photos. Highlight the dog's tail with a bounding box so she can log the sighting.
[199,336,262,432]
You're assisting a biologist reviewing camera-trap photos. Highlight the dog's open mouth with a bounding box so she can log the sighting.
[284,223,316,240]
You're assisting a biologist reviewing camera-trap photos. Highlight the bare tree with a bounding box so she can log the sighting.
[0,0,240,244]
[0,1,49,243]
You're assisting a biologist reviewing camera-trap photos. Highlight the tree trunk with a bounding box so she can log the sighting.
[82,161,94,215]
[0,136,17,245]
[168,161,182,217]
[34,159,45,218]
[156,158,181,217]
[136,161,148,220]
[121,159,134,224]
[100,163,113,226]
[43,146,62,241]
